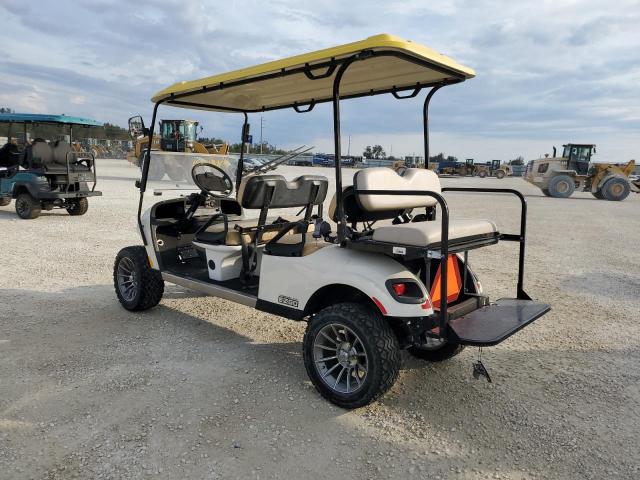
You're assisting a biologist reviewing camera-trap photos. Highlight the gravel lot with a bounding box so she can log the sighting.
[1,159,639,479]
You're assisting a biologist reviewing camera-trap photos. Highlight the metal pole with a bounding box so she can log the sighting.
[137,101,161,245]
[332,57,359,243]
[260,116,264,155]
[423,84,443,169]
[236,112,249,192]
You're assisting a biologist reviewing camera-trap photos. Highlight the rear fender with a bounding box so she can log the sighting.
[258,245,432,318]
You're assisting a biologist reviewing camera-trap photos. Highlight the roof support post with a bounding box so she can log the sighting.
[236,112,249,192]
[332,54,364,243]
[423,84,443,169]
[138,101,161,245]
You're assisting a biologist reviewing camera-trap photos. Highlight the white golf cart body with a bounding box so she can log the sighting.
[119,34,550,408]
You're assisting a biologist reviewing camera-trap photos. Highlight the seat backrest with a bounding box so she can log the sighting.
[53,140,73,165]
[238,174,328,210]
[27,139,54,169]
[354,167,440,211]
[328,186,405,224]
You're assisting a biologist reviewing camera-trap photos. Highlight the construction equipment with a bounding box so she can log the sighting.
[475,159,511,179]
[524,144,639,200]
[127,117,229,180]
[435,158,476,177]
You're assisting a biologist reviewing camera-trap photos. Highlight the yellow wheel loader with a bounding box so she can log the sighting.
[524,144,638,201]
[127,116,229,181]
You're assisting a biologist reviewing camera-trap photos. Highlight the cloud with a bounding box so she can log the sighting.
[0,0,638,161]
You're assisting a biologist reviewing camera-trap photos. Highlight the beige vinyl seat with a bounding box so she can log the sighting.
[195,174,327,247]
[372,218,497,247]
[195,216,287,246]
[333,167,498,248]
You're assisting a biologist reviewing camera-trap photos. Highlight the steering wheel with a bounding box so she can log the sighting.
[191,163,233,198]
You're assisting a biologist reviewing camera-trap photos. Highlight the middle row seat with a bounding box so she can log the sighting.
[194,174,329,247]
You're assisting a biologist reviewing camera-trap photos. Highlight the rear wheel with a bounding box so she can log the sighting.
[0,197,10,207]
[601,177,630,201]
[477,170,487,178]
[547,174,575,198]
[591,190,604,200]
[408,337,465,361]
[15,193,41,219]
[66,197,89,216]
[495,170,506,179]
[114,246,164,311]
[541,188,552,197]
[303,303,401,409]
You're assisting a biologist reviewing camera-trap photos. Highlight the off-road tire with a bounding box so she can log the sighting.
[477,170,487,178]
[0,197,10,207]
[601,177,630,201]
[114,246,164,311]
[541,188,552,197]
[15,193,41,219]
[547,174,575,198]
[591,190,604,200]
[495,170,506,179]
[408,341,465,362]
[303,302,401,409]
[66,197,89,216]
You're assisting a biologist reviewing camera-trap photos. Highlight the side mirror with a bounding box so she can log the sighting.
[134,179,141,189]
[143,128,150,137]
[242,123,251,142]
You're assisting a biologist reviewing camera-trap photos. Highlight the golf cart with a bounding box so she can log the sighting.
[0,113,102,219]
[114,34,550,408]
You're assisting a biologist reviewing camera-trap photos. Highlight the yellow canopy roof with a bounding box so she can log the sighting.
[152,34,475,112]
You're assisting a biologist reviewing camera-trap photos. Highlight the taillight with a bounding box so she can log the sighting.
[385,279,425,304]
[391,283,406,296]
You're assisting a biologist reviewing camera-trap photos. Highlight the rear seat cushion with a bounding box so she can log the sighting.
[354,167,440,211]
[372,219,498,247]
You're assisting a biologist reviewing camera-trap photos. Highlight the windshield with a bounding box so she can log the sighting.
[160,121,197,142]
[144,151,238,202]
[563,145,591,162]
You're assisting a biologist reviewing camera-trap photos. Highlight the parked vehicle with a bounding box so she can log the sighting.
[524,144,639,200]
[114,34,550,408]
[0,113,102,219]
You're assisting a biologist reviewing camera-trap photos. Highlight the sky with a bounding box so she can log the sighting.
[0,0,638,162]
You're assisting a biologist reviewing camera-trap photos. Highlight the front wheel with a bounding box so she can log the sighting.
[66,197,89,216]
[303,303,401,409]
[15,193,41,219]
[114,246,164,311]
[601,177,630,201]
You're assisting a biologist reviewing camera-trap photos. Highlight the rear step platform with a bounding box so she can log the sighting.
[447,298,550,346]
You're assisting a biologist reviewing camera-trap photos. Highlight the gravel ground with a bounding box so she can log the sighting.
[1,159,639,480]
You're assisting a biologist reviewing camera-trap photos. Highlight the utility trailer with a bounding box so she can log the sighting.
[114,34,550,408]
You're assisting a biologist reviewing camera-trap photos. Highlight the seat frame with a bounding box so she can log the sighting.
[347,185,530,335]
